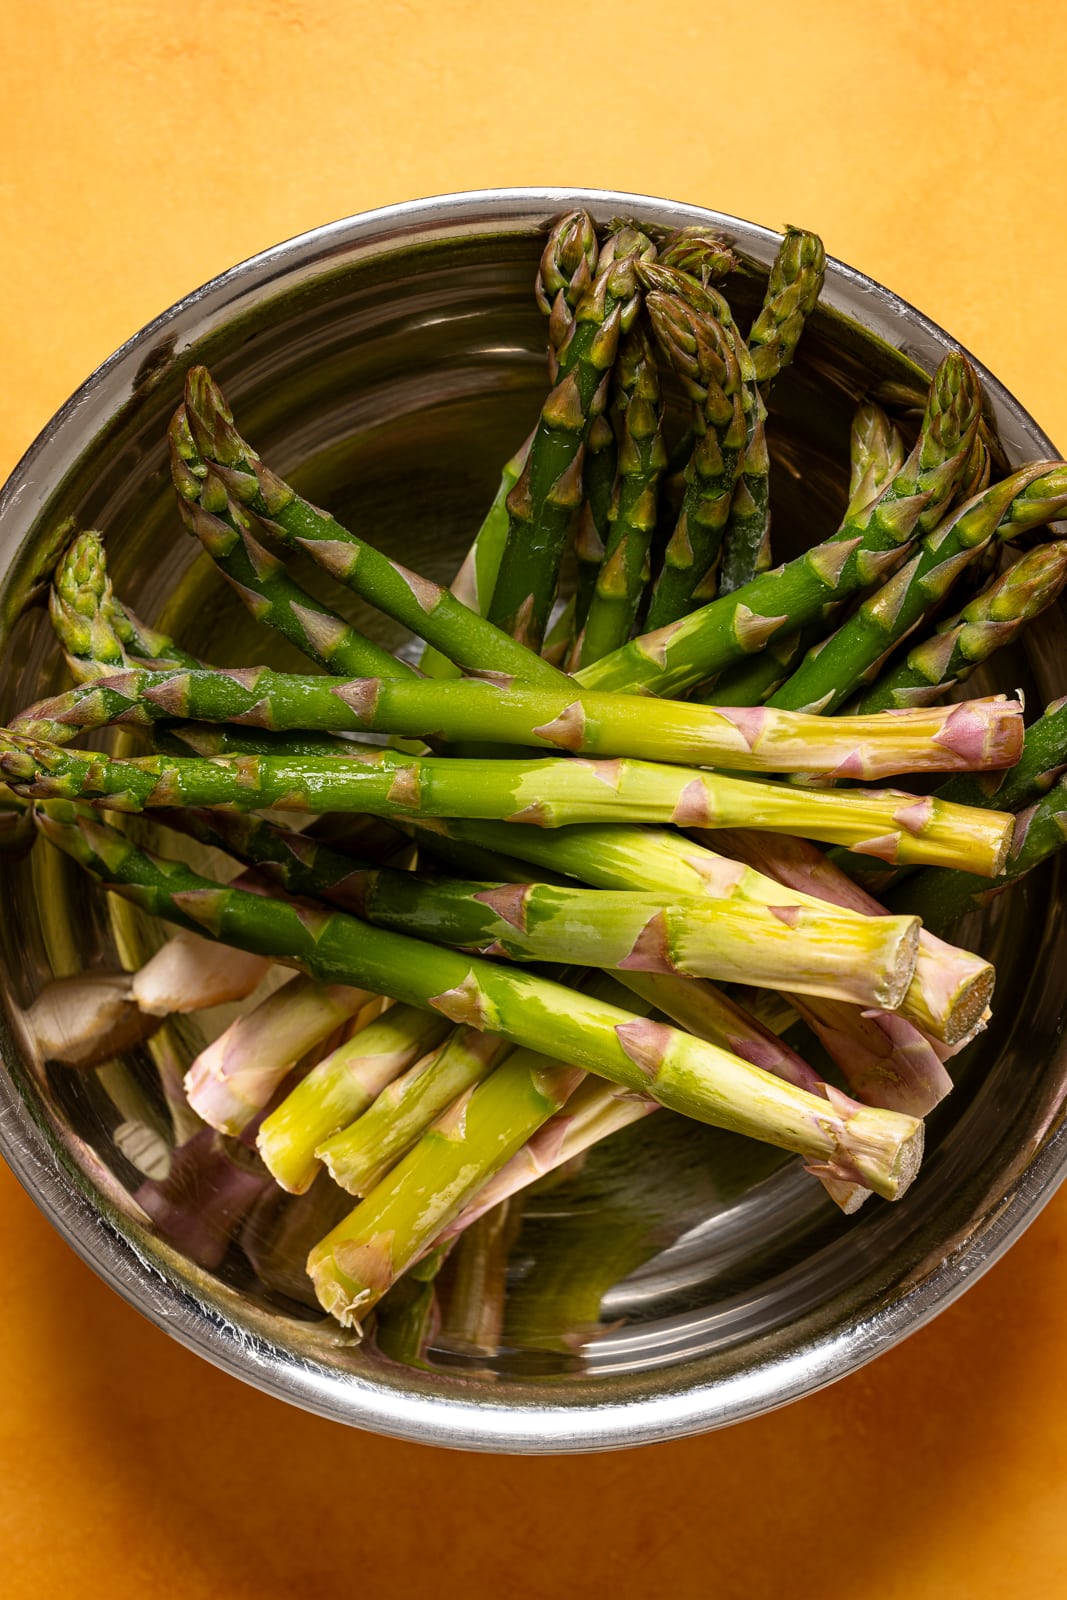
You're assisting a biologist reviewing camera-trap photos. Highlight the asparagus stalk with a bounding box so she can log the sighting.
[572,320,667,666]
[255,1003,451,1192]
[640,274,753,625]
[15,666,1026,781]
[183,972,377,1135]
[657,228,739,282]
[789,994,953,1117]
[49,532,131,681]
[573,352,984,696]
[172,371,569,689]
[704,828,993,1046]
[317,1026,512,1196]
[745,225,827,390]
[487,225,654,648]
[768,462,1067,714]
[855,543,1067,711]
[308,1050,586,1325]
[847,403,907,518]
[186,489,412,681]
[569,411,618,642]
[1,735,1015,873]
[33,804,926,1200]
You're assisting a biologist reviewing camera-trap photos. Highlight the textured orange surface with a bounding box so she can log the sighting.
[4,3,1067,1595]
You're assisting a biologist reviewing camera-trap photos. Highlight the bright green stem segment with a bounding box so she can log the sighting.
[575,320,667,667]
[573,352,983,697]
[15,667,1024,781]
[317,1026,512,1196]
[488,228,653,649]
[855,542,1067,712]
[256,1003,451,1193]
[186,495,410,682]
[890,778,1067,936]
[35,805,925,1202]
[570,411,618,642]
[173,369,568,689]
[3,737,1014,873]
[769,461,1067,715]
[307,1049,585,1326]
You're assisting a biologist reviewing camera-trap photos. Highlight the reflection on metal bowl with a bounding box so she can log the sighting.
[0,189,1065,1453]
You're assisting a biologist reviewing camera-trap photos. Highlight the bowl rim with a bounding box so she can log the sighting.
[0,185,1064,1454]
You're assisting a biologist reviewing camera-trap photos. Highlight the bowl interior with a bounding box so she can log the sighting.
[2,191,1066,1451]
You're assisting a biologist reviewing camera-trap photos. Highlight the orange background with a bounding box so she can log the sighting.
[4,3,1067,1595]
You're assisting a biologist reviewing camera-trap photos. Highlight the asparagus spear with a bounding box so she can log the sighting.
[657,228,739,282]
[572,321,667,667]
[847,403,907,518]
[855,543,1067,711]
[15,666,1026,781]
[172,371,569,688]
[704,828,993,1048]
[745,225,827,390]
[308,1051,586,1325]
[185,484,412,681]
[183,973,378,1135]
[768,462,1067,714]
[569,411,617,643]
[487,225,654,648]
[32,804,925,1199]
[640,275,752,625]
[49,532,131,682]
[50,531,201,680]
[717,226,827,595]
[255,1002,451,1192]
[1,735,1015,873]
[573,352,984,696]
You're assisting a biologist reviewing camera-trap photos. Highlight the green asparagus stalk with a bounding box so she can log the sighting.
[172,372,569,689]
[888,777,1067,935]
[703,828,993,1048]
[855,543,1067,711]
[572,352,983,696]
[33,804,926,1200]
[185,488,412,681]
[574,320,668,666]
[569,410,618,642]
[1,735,1015,873]
[640,274,752,625]
[487,226,654,648]
[15,666,1026,782]
[317,1026,512,1196]
[768,462,1067,714]
[254,1001,450,1192]
[183,972,377,1135]
[745,225,827,389]
[847,402,907,518]
[308,1050,586,1325]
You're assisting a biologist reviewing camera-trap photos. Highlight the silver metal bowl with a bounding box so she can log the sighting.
[1,188,1065,1454]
